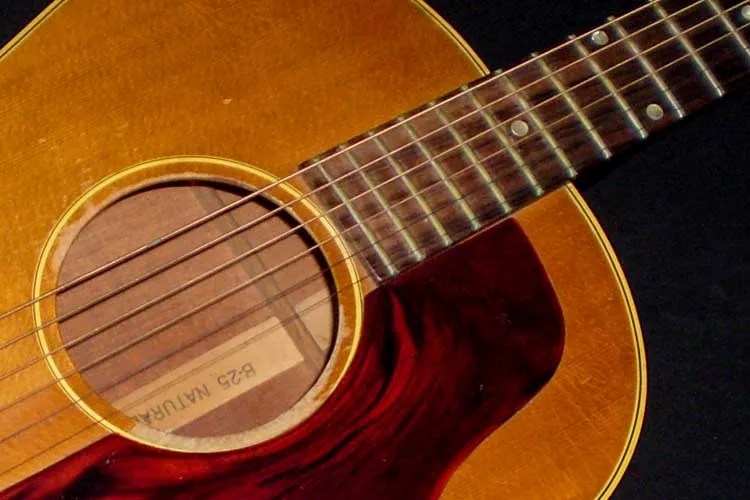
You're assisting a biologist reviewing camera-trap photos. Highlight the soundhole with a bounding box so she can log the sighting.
[54,180,338,448]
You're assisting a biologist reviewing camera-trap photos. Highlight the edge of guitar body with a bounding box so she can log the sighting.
[0,0,645,496]
[444,184,647,499]
[0,0,64,61]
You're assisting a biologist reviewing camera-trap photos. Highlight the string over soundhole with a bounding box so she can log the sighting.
[54,181,336,444]
[31,157,362,454]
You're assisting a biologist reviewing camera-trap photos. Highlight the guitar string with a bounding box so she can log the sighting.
[1,262,348,447]
[0,26,746,476]
[0,0,724,386]
[0,0,711,326]
[1,32,747,481]
[0,0,726,361]
[0,3,738,400]
[0,6,744,400]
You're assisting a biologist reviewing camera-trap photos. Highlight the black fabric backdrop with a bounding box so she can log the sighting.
[1,0,748,498]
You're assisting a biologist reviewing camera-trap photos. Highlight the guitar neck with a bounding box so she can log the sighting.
[302,0,750,281]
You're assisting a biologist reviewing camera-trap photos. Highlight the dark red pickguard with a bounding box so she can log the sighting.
[6,220,564,499]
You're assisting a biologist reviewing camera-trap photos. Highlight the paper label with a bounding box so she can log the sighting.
[114,317,303,431]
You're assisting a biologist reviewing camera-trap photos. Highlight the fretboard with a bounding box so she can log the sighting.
[301,0,750,281]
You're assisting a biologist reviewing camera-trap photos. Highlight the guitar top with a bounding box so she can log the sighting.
[0,0,748,498]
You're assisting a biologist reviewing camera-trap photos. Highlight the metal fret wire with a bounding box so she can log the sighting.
[0,0,740,384]
[0,3,746,410]
[0,0,727,361]
[0,0,714,326]
[706,0,750,57]
[1,19,747,475]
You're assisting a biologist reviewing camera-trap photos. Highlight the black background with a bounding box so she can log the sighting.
[1,0,748,498]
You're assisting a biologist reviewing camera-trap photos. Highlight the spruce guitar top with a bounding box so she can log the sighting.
[0,0,748,498]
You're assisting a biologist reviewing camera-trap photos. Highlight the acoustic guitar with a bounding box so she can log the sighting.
[0,0,747,497]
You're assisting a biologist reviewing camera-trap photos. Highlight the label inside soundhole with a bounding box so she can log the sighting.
[54,180,337,442]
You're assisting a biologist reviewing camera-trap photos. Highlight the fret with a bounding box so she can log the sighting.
[379,121,479,241]
[344,150,424,262]
[531,56,613,159]
[659,0,750,93]
[611,17,687,118]
[432,105,512,214]
[396,102,508,224]
[314,161,397,277]
[651,0,725,97]
[347,137,449,256]
[707,0,750,60]
[621,5,718,114]
[474,69,589,185]
[500,72,579,173]
[369,133,453,246]
[569,22,684,137]
[569,37,648,139]
[497,51,612,172]
[398,118,480,230]
[440,88,554,206]
[289,0,750,287]
[299,0,750,283]
[465,89,544,196]
[317,150,410,255]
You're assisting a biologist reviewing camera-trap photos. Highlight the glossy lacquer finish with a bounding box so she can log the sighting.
[0,0,645,496]
[7,220,563,499]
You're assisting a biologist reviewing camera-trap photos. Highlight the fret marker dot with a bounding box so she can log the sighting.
[646,103,664,121]
[741,5,750,22]
[510,120,529,137]
[591,30,609,46]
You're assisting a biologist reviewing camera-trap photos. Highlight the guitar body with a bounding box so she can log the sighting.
[0,0,645,498]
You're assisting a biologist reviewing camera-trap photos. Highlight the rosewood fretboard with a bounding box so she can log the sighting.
[302,0,750,280]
